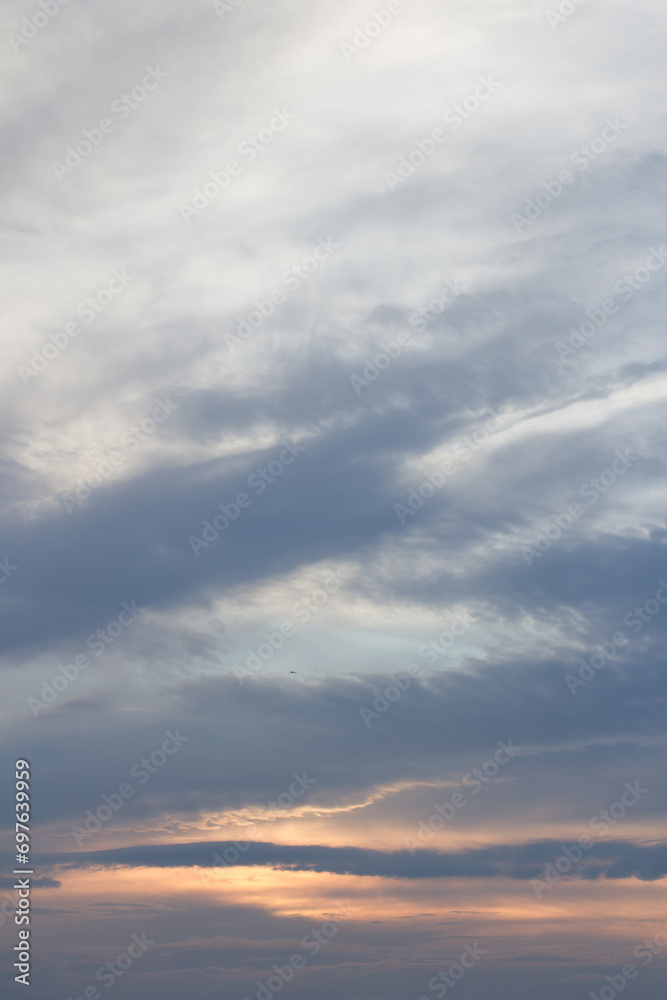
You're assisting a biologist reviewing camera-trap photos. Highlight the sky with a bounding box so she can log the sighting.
[0,0,666,998]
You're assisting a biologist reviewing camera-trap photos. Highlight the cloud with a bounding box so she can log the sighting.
[2,656,663,843]
[36,838,667,882]
[1,2,665,998]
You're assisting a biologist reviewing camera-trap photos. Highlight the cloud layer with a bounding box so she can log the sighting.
[0,0,665,998]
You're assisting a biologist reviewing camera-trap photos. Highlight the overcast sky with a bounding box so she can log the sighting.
[1,1,665,998]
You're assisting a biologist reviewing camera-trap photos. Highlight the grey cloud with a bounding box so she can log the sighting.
[34,838,667,882]
[2,656,663,833]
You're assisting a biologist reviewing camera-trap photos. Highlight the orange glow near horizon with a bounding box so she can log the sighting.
[42,864,667,939]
